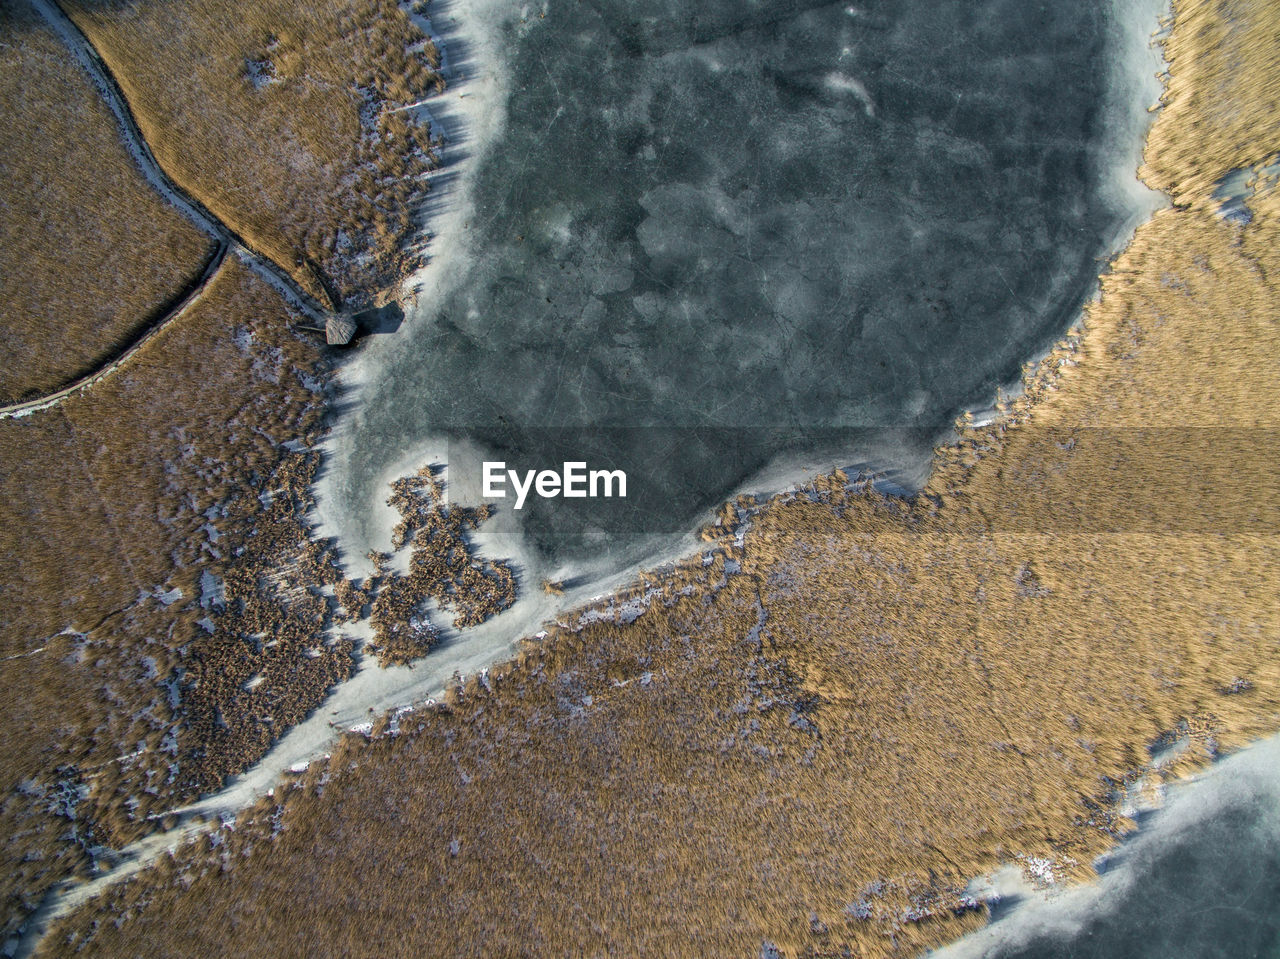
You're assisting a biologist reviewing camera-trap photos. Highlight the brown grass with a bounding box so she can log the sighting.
[1142,0,1280,204]
[0,4,213,405]
[366,466,516,666]
[0,260,361,940]
[32,1,1280,956]
[0,0,457,944]
[62,0,444,310]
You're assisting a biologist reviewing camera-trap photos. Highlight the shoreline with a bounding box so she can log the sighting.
[929,730,1280,958]
[312,0,517,580]
[315,0,1173,595]
[189,0,1178,840]
[13,1,1200,953]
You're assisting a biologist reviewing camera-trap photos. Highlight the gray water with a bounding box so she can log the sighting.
[330,0,1164,565]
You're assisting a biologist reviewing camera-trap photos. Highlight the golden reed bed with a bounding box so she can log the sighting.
[27,1,1280,957]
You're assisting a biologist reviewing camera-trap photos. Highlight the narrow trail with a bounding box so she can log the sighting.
[0,241,229,420]
[7,0,342,421]
[10,1,499,952]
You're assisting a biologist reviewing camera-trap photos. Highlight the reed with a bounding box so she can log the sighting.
[62,0,444,312]
[33,3,1280,956]
[0,5,212,405]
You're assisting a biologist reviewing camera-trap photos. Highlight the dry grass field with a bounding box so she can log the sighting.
[62,0,444,311]
[32,1,1280,956]
[0,258,365,941]
[0,4,214,405]
[0,0,455,943]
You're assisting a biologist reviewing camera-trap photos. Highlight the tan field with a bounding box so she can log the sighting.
[29,1,1280,956]
[62,0,444,310]
[0,257,365,939]
[0,0,450,941]
[0,3,213,405]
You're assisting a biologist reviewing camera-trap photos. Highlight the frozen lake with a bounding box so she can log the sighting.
[933,733,1280,959]
[322,0,1165,571]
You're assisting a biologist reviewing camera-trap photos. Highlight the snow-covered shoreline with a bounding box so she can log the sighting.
[13,1,1179,952]
[313,0,518,577]
[219,0,1178,842]
[929,731,1280,959]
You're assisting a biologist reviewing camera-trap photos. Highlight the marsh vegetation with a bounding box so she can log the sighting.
[28,3,1280,956]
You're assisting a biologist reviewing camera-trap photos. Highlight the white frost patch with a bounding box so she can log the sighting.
[162,674,182,710]
[386,705,415,736]
[153,586,183,607]
[575,586,662,628]
[824,72,876,116]
[245,57,279,90]
[1019,854,1059,886]
[199,570,225,610]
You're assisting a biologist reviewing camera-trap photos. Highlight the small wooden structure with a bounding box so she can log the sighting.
[325,313,358,346]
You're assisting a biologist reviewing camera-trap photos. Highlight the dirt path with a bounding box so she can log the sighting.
[7,0,342,421]
[0,241,229,420]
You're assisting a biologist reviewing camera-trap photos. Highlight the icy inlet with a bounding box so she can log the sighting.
[323,0,1166,570]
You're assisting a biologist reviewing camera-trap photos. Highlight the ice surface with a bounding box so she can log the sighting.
[930,733,1280,959]
[322,0,1170,575]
